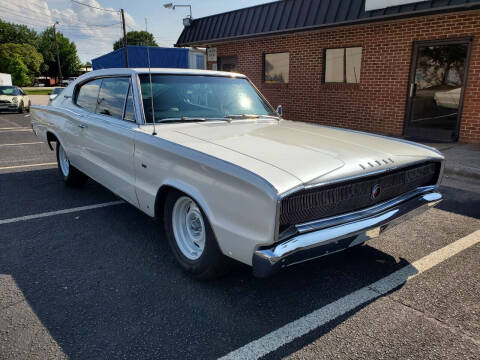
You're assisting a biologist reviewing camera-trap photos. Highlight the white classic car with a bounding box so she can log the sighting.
[30,68,444,278]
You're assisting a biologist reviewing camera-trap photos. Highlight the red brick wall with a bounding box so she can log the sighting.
[207,11,480,143]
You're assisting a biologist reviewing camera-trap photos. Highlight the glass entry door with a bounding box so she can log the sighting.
[404,39,472,142]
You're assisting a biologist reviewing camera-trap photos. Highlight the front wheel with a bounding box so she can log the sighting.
[56,142,88,187]
[17,101,24,113]
[164,191,229,279]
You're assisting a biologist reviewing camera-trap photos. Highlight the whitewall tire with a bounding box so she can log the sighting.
[56,142,88,187]
[164,190,229,279]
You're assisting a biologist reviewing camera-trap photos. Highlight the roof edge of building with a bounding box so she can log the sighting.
[175,3,480,47]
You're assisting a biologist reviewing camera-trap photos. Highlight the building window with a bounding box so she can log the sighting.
[264,52,289,83]
[324,47,362,84]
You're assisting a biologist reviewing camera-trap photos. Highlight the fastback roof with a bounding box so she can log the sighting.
[176,0,480,46]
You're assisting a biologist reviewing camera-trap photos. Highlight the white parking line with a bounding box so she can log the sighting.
[0,142,43,147]
[0,162,57,170]
[0,127,31,130]
[0,200,125,225]
[220,230,480,360]
[0,127,32,132]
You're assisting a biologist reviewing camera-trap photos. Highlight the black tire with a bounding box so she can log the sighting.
[26,101,31,113]
[17,101,24,114]
[55,142,88,187]
[164,190,229,279]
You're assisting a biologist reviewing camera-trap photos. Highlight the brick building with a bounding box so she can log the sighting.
[176,0,480,143]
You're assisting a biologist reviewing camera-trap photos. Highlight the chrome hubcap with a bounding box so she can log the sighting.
[172,196,206,260]
[58,144,70,177]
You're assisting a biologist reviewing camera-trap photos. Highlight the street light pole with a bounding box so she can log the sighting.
[52,22,63,85]
[163,3,192,18]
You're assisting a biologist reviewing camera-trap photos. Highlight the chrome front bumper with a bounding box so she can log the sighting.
[252,187,442,278]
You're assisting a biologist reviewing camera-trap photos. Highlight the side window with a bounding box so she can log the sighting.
[76,79,102,112]
[123,84,136,122]
[95,77,130,119]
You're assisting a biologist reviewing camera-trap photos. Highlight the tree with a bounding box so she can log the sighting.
[113,31,158,50]
[37,27,82,78]
[0,43,43,85]
[7,55,30,86]
[0,19,38,47]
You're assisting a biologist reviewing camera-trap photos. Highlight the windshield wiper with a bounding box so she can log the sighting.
[156,117,231,123]
[157,117,206,123]
[225,114,280,120]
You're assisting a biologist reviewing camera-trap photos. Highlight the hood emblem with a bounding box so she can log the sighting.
[371,184,381,200]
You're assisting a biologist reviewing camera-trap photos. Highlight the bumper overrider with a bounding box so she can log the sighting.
[253,186,442,278]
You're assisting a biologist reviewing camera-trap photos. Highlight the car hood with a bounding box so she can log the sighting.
[154,119,443,195]
[0,95,15,102]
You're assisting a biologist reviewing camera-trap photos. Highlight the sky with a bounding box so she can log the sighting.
[0,0,274,63]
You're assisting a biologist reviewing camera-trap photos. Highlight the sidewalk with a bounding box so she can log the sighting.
[424,142,480,180]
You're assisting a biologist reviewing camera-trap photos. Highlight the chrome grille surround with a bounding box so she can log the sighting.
[278,161,441,232]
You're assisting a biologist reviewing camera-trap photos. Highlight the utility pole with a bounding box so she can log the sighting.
[120,9,129,68]
[53,22,63,85]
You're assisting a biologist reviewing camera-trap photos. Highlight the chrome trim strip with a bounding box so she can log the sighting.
[253,190,442,278]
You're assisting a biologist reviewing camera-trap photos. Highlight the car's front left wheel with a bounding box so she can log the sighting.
[56,142,88,187]
[164,191,228,279]
[17,101,25,113]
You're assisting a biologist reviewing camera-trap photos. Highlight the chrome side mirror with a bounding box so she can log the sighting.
[276,105,283,117]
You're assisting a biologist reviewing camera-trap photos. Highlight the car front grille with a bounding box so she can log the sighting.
[0,100,11,104]
[279,161,441,230]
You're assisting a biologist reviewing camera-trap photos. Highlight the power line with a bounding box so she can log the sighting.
[70,0,119,13]
[0,8,120,32]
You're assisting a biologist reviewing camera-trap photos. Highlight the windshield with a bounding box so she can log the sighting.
[0,86,21,96]
[139,74,276,123]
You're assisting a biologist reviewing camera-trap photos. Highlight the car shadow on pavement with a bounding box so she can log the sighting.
[0,169,413,360]
[437,185,480,219]
[0,169,118,220]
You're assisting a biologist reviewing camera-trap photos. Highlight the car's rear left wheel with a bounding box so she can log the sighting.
[164,191,229,279]
[56,142,88,187]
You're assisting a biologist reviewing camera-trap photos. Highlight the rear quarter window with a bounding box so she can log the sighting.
[95,77,130,119]
[76,79,102,112]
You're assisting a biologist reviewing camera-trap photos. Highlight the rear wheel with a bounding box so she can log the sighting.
[164,191,228,279]
[56,142,88,187]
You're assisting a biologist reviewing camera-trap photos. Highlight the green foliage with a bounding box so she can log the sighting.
[0,20,82,80]
[0,19,38,46]
[0,43,43,86]
[37,27,82,78]
[113,31,158,50]
[7,55,30,86]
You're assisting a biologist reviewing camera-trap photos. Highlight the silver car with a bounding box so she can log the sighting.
[30,68,444,278]
[0,86,31,113]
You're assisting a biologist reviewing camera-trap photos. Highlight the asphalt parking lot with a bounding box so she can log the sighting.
[1,112,479,360]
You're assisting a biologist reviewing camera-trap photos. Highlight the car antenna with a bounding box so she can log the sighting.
[146,29,157,136]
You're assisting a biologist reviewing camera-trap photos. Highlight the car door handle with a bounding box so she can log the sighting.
[78,124,88,129]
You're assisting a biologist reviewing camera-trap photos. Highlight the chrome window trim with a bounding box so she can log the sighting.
[136,73,278,126]
[121,82,137,123]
